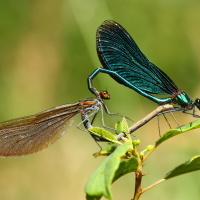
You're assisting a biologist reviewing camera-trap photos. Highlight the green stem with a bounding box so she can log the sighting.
[143,146,156,161]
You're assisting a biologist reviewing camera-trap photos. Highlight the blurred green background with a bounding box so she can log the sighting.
[0,0,200,199]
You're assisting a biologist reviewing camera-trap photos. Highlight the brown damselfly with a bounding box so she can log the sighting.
[0,90,111,157]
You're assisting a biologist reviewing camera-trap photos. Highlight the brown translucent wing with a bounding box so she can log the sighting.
[0,102,80,157]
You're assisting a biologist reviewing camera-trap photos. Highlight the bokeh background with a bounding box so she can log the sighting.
[0,0,200,200]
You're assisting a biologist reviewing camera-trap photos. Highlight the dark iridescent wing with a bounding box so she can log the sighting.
[96,20,178,95]
[0,103,79,157]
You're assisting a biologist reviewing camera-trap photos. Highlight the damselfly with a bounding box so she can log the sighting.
[88,20,200,115]
[0,90,111,157]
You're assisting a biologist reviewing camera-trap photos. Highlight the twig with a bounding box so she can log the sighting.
[116,104,175,140]
[142,179,166,193]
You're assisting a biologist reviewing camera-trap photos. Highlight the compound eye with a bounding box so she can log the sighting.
[99,90,110,100]
[195,98,200,110]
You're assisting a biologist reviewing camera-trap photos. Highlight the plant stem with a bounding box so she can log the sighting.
[132,170,143,200]
[143,146,156,161]
[133,175,166,200]
[142,179,165,193]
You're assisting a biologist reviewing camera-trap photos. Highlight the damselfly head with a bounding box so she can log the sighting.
[99,90,110,100]
[194,98,200,110]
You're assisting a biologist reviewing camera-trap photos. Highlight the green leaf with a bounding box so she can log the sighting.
[88,127,121,145]
[164,155,200,179]
[112,157,138,182]
[140,145,154,158]
[145,145,154,151]
[93,146,118,158]
[156,119,200,147]
[85,142,132,200]
[115,117,129,135]
[115,121,123,135]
